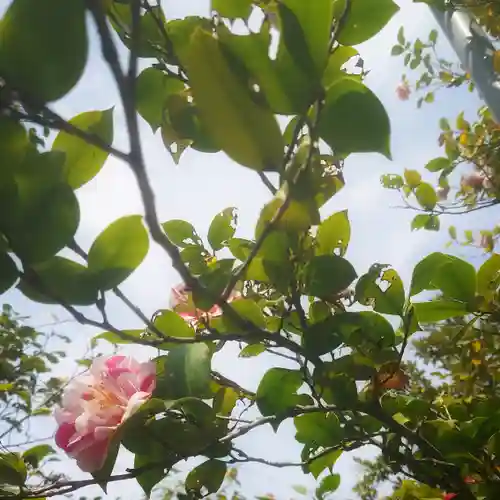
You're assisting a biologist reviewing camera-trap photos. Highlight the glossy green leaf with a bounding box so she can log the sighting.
[92,433,120,492]
[415,182,438,210]
[52,108,114,189]
[154,344,212,399]
[136,68,184,132]
[162,220,202,248]
[303,255,357,298]
[323,373,358,406]
[281,0,334,75]
[208,208,237,251]
[3,152,80,263]
[88,215,149,290]
[302,316,343,357]
[391,45,404,55]
[355,265,405,316]
[256,368,303,424]
[109,4,167,58]
[307,449,342,479]
[212,0,252,18]
[176,29,284,171]
[295,412,342,446]
[411,214,440,231]
[477,253,500,300]
[410,252,476,303]
[319,78,391,158]
[154,310,195,338]
[0,0,88,103]
[316,474,341,499]
[92,329,145,346]
[228,238,253,261]
[322,46,359,88]
[0,253,18,294]
[18,257,98,306]
[334,0,399,46]
[0,117,30,172]
[0,452,27,486]
[413,300,469,322]
[185,460,227,495]
[22,445,55,468]
[239,344,266,358]
[134,455,164,497]
[316,210,351,256]
[222,298,266,332]
[425,157,451,172]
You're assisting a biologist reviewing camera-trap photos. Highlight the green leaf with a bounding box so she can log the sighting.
[228,238,253,261]
[323,374,358,406]
[256,368,303,424]
[319,78,391,158]
[155,344,212,399]
[176,29,284,171]
[316,474,341,499]
[404,169,421,188]
[92,329,145,346]
[0,253,18,294]
[222,298,266,332]
[411,214,440,231]
[316,210,351,257]
[295,413,342,447]
[0,453,27,486]
[425,157,451,172]
[212,0,252,18]
[88,215,149,290]
[109,4,167,59]
[355,265,405,316]
[0,117,30,173]
[280,0,334,75]
[134,455,164,498]
[303,255,357,298]
[22,445,55,468]
[410,252,476,303]
[477,253,500,300]
[397,26,406,44]
[239,344,266,358]
[415,182,438,210]
[136,68,185,132]
[91,434,120,493]
[0,0,88,103]
[307,449,342,479]
[391,45,404,55]
[18,257,98,306]
[334,0,399,46]
[162,220,202,247]
[185,460,227,495]
[429,28,438,43]
[322,46,358,88]
[413,300,469,322]
[208,208,237,251]
[154,310,195,339]
[293,485,308,496]
[52,109,114,189]
[3,152,80,263]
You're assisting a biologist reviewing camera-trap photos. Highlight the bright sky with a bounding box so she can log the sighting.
[0,0,494,498]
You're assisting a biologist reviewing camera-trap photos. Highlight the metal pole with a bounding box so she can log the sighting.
[430,4,500,122]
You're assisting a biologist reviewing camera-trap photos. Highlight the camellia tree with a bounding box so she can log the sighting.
[1,1,500,500]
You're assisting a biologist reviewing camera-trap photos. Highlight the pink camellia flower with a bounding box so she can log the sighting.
[461,171,485,190]
[54,356,155,473]
[395,82,411,101]
[170,282,240,327]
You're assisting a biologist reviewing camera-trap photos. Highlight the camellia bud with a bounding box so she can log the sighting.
[437,185,450,201]
[395,82,411,101]
[461,171,485,190]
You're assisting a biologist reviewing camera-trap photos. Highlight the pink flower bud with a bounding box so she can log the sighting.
[461,171,485,190]
[395,82,411,101]
[170,282,241,327]
[437,185,450,201]
[54,356,155,472]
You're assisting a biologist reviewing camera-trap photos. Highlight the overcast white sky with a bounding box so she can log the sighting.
[1,0,496,498]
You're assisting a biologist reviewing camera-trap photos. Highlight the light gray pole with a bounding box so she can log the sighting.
[430,4,500,122]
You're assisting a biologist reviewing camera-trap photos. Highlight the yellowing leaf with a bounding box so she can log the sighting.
[176,29,284,171]
[494,50,500,73]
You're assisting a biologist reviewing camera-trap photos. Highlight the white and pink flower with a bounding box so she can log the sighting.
[170,283,240,327]
[54,356,155,473]
[395,82,411,101]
